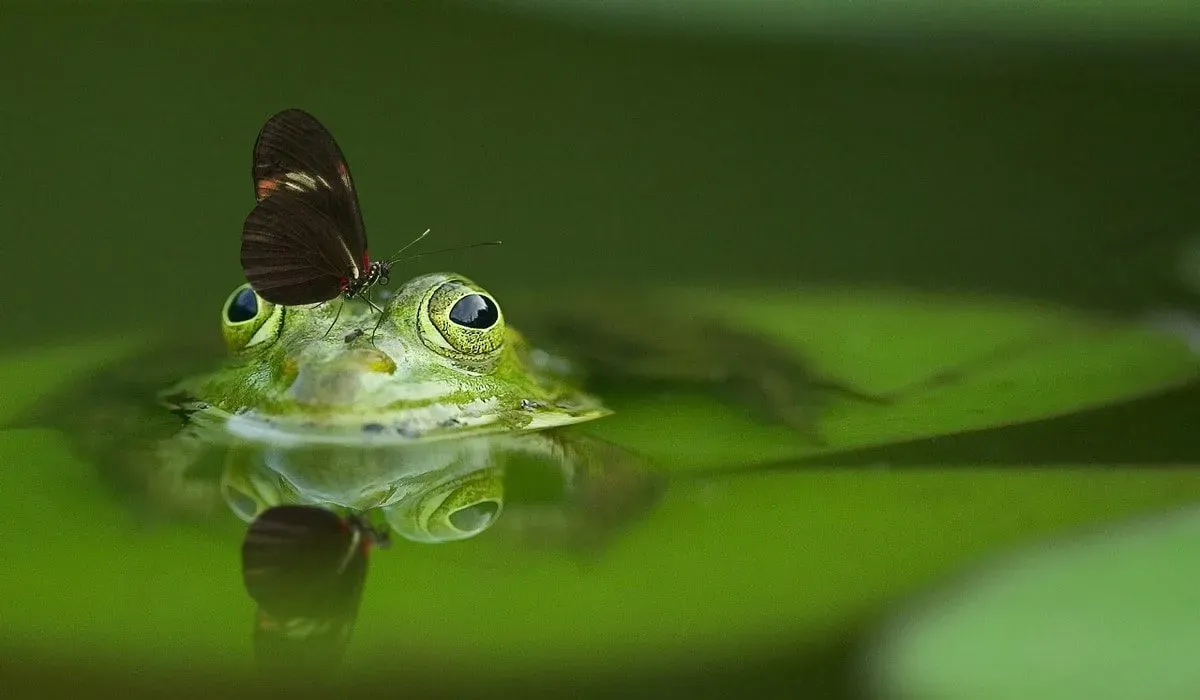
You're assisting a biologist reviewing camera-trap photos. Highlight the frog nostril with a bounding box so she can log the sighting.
[351,348,396,374]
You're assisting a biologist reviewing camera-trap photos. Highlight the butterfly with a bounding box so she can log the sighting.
[240,109,421,311]
[239,109,498,328]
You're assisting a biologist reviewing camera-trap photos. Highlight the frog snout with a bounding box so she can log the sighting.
[289,348,397,405]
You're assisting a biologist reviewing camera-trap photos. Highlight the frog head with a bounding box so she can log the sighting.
[172,272,608,447]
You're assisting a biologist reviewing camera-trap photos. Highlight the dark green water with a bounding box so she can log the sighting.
[3,3,1200,698]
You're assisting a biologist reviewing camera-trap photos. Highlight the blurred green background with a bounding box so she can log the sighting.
[4,1,1200,347]
[3,2,1200,698]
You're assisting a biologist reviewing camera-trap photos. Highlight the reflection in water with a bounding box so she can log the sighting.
[213,431,664,549]
[219,436,662,677]
[241,505,390,675]
[33,337,668,671]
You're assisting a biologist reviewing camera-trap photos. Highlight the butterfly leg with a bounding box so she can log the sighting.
[363,297,385,315]
[366,291,389,344]
[322,300,345,339]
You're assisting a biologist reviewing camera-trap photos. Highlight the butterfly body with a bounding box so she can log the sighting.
[342,258,391,301]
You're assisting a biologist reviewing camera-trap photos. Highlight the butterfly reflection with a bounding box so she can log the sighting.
[240,505,390,676]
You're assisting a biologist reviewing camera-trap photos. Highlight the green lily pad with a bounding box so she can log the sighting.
[867,500,1200,700]
[592,288,1200,469]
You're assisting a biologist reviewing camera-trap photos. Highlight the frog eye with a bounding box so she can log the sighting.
[421,279,506,368]
[448,294,499,329]
[221,283,283,352]
[226,286,259,323]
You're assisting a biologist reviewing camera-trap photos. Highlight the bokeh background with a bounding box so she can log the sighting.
[3,2,1200,698]
[4,1,1200,346]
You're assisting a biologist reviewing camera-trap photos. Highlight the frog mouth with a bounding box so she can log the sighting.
[224,398,501,445]
[218,397,607,448]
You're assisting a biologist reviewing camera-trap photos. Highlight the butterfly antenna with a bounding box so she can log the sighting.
[380,228,503,267]
[388,239,503,265]
[380,228,432,265]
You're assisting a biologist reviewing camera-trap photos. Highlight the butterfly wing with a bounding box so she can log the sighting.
[242,109,368,304]
[241,187,363,305]
[252,109,367,258]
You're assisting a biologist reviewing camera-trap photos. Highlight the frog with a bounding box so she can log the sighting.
[25,270,860,550]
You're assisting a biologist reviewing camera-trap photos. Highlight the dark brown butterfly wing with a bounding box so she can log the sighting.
[241,188,362,305]
[242,109,368,304]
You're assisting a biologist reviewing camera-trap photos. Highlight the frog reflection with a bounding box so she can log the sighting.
[218,428,662,549]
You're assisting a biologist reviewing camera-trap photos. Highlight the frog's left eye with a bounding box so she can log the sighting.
[221,283,283,352]
[226,287,259,323]
[421,279,506,369]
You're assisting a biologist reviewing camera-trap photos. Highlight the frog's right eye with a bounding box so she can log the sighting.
[221,283,283,351]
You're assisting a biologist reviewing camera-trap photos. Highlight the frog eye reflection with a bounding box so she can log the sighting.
[447,500,500,532]
[224,485,263,522]
[382,467,504,543]
[449,294,499,329]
